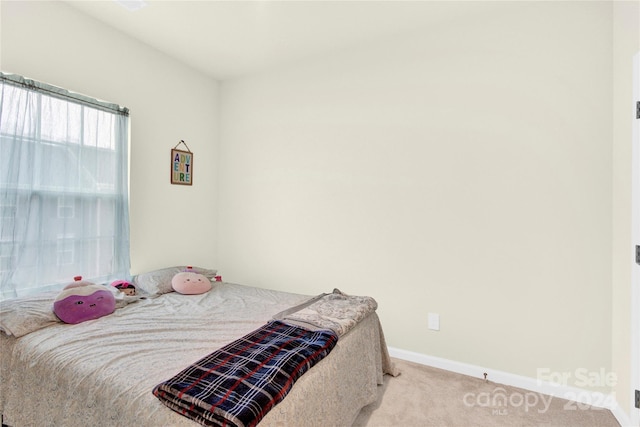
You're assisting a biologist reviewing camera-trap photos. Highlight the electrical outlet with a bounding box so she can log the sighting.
[428,313,440,331]
[635,389,640,409]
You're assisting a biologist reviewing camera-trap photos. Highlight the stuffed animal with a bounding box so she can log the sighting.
[53,277,116,324]
[111,280,136,296]
[171,269,212,295]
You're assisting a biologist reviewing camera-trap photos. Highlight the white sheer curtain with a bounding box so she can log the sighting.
[0,73,130,300]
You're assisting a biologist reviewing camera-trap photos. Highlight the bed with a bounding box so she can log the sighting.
[0,266,397,427]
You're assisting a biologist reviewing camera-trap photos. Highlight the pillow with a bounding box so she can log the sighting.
[0,290,61,337]
[133,266,217,295]
[171,271,212,295]
[53,281,116,324]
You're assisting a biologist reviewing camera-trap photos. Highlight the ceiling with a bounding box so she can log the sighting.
[63,0,471,80]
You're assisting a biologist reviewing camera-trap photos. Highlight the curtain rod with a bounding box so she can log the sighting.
[0,72,129,117]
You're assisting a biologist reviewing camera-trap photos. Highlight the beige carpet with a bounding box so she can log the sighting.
[353,358,620,427]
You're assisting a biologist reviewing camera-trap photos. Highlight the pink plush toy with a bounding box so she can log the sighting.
[111,280,136,296]
[171,269,212,295]
[53,277,116,324]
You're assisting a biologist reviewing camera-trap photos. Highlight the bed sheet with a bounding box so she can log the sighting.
[0,282,394,427]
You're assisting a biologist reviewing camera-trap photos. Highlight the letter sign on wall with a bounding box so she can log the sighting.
[171,140,193,186]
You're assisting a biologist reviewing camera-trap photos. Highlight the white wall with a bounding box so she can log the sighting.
[219,0,614,391]
[0,0,220,274]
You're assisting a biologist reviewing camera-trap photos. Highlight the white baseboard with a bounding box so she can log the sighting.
[387,347,633,427]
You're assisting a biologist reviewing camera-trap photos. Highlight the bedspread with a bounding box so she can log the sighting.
[0,282,396,427]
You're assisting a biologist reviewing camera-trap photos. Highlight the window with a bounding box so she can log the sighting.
[57,196,76,219]
[0,73,130,300]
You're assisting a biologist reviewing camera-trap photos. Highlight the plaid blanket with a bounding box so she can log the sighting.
[153,320,338,427]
